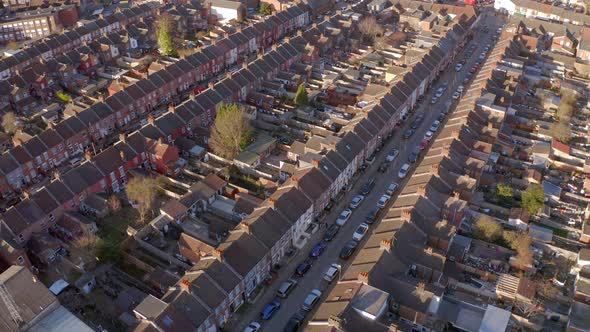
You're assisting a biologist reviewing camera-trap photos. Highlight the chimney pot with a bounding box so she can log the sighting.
[147,115,155,125]
[451,129,460,139]
[168,104,175,113]
[401,209,412,221]
[180,279,190,290]
[213,249,223,260]
[358,271,369,284]
[119,133,127,142]
[430,164,439,175]
[380,239,392,252]
[208,82,215,90]
[418,185,427,197]
[311,159,319,167]
[241,222,252,234]
[85,150,92,161]
[242,62,249,70]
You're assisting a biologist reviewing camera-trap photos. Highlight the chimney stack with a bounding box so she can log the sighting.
[180,279,191,291]
[442,145,450,157]
[311,159,319,167]
[212,248,223,261]
[380,239,392,252]
[268,197,276,209]
[158,137,164,145]
[168,104,175,113]
[242,62,249,70]
[297,30,303,37]
[328,316,344,330]
[147,115,155,125]
[418,282,425,291]
[120,150,125,161]
[119,133,127,142]
[85,150,92,161]
[430,164,440,175]
[22,189,30,200]
[451,129,460,139]
[208,82,215,90]
[292,176,300,189]
[241,222,252,234]
[453,191,461,200]
[417,185,427,197]
[358,271,369,284]
[401,209,412,221]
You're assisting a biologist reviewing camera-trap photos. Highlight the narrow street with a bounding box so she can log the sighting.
[231,13,503,332]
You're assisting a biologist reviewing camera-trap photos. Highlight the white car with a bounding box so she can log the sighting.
[386,182,398,195]
[424,130,434,141]
[352,223,369,241]
[455,63,463,71]
[324,263,341,282]
[302,289,322,311]
[350,195,365,209]
[398,163,410,178]
[386,149,399,162]
[430,120,440,132]
[452,91,460,99]
[431,96,438,104]
[457,85,464,93]
[336,208,353,226]
[376,194,391,209]
[244,322,261,332]
[435,88,444,98]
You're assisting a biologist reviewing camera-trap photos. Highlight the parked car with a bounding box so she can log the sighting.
[419,139,428,151]
[386,182,398,195]
[430,120,441,132]
[284,312,305,332]
[386,149,399,162]
[339,240,358,259]
[323,224,340,241]
[302,289,322,311]
[277,279,298,298]
[295,258,313,276]
[360,178,375,195]
[244,322,261,332]
[378,161,390,173]
[431,96,438,104]
[424,131,433,141]
[309,242,327,258]
[457,85,464,93]
[455,63,463,71]
[376,194,391,209]
[350,195,365,209]
[452,91,460,100]
[365,208,379,224]
[352,223,369,241]
[324,263,342,282]
[403,129,415,139]
[440,81,449,90]
[336,208,353,226]
[261,300,281,320]
[398,163,410,178]
[408,147,420,163]
[365,154,376,165]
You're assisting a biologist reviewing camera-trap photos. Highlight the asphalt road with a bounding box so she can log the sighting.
[234,13,503,332]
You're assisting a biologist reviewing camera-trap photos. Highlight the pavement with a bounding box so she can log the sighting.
[228,13,503,332]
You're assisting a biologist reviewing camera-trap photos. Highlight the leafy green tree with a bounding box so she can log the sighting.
[473,215,503,242]
[521,184,545,215]
[294,83,309,106]
[259,2,273,15]
[210,104,253,159]
[156,14,177,56]
[496,183,514,201]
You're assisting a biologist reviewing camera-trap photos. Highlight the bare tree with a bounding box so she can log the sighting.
[549,121,572,143]
[71,233,100,268]
[1,112,19,135]
[358,16,383,43]
[473,215,503,242]
[513,233,534,269]
[209,103,253,159]
[126,175,158,223]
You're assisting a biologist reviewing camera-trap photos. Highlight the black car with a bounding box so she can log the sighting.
[295,258,313,276]
[408,147,421,163]
[436,113,445,122]
[360,177,376,195]
[323,224,340,241]
[378,161,390,173]
[365,209,378,224]
[284,312,305,332]
[324,200,334,212]
[339,241,358,260]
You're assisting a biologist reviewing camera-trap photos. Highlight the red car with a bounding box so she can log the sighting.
[419,139,429,150]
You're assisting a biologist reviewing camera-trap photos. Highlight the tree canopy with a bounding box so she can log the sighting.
[156,14,177,57]
[294,83,309,106]
[1,112,19,135]
[259,2,272,15]
[209,103,253,159]
[473,215,503,243]
[521,184,544,215]
[496,183,514,201]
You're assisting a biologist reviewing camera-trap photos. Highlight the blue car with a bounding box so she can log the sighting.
[309,242,327,258]
[261,299,281,320]
[295,258,313,276]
